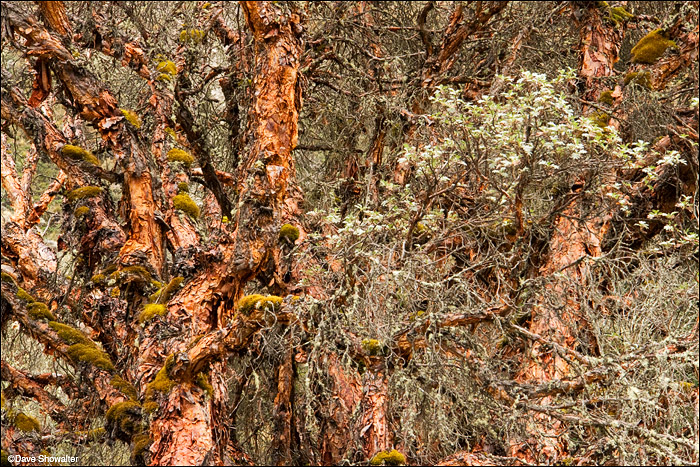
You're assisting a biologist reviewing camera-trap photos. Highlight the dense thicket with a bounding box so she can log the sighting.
[1,2,698,466]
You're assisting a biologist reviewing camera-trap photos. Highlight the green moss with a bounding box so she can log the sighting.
[111,375,138,400]
[238,294,265,314]
[91,274,106,285]
[66,186,102,202]
[16,287,35,303]
[603,5,634,26]
[238,294,283,315]
[180,29,205,43]
[142,401,159,414]
[412,222,431,244]
[590,112,611,128]
[631,29,677,64]
[1,271,17,284]
[609,6,634,22]
[195,372,213,396]
[106,401,140,422]
[370,449,406,465]
[148,288,162,303]
[362,339,383,356]
[164,127,177,139]
[156,60,177,75]
[14,412,40,432]
[409,310,426,321]
[167,148,194,167]
[120,265,152,281]
[28,302,55,321]
[145,355,175,399]
[156,73,172,82]
[139,304,167,324]
[177,182,189,193]
[111,287,120,298]
[173,193,200,219]
[624,71,652,89]
[66,343,115,371]
[120,109,142,129]
[74,206,90,219]
[49,321,92,345]
[279,224,300,242]
[598,90,614,105]
[132,432,152,459]
[150,276,184,304]
[62,144,99,165]
[106,401,142,435]
[221,216,229,224]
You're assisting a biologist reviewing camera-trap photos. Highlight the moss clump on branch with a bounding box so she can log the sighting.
[16,287,35,303]
[598,90,614,105]
[238,294,283,315]
[156,60,177,76]
[62,144,99,165]
[145,355,175,399]
[132,432,152,459]
[608,6,634,23]
[624,71,652,90]
[590,112,611,128]
[120,265,152,282]
[13,413,41,432]
[82,427,106,441]
[167,148,194,167]
[156,73,172,82]
[48,321,92,345]
[28,302,55,322]
[177,182,189,193]
[138,304,167,324]
[408,310,426,321]
[279,224,300,242]
[150,276,184,304]
[120,109,142,129]
[106,401,142,434]
[74,206,90,219]
[195,372,213,396]
[369,449,406,466]
[179,29,205,43]
[600,3,634,26]
[362,338,383,356]
[67,343,114,371]
[142,401,159,414]
[1,271,17,284]
[111,287,120,298]
[66,186,102,202]
[91,274,106,285]
[631,29,677,64]
[110,375,138,400]
[173,193,200,219]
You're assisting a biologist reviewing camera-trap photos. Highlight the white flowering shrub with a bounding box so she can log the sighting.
[292,70,698,465]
